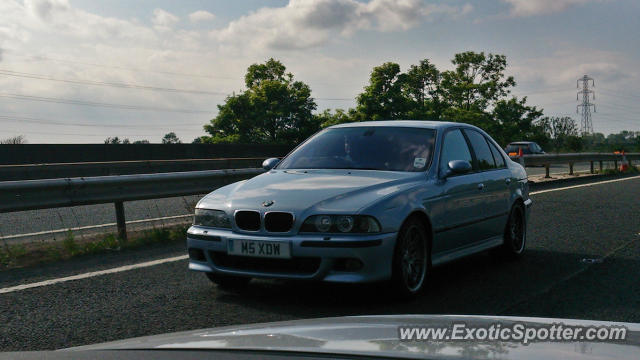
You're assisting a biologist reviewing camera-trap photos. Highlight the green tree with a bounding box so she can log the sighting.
[488,97,544,147]
[536,116,579,152]
[355,62,409,120]
[104,137,130,144]
[403,59,446,119]
[204,58,318,144]
[161,132,181,144]
[0,135,27,144]
[440,52,515,112]
[315,109,354,128]
[566,135,584,152]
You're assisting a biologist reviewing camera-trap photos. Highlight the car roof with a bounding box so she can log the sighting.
[508,141,536,145]
[329,120,465,130]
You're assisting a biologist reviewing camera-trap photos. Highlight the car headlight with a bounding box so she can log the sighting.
[193,209,231,229]
[301,215,381,233]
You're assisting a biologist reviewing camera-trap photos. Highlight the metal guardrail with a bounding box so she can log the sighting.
[1,152,638,241]
[0,168,264,239]
[509,153,640,177]
[0,157,265,181]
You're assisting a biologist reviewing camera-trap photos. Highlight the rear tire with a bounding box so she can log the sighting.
[496,203,526,259]
[205,273,251,290]
[390,217,430,298]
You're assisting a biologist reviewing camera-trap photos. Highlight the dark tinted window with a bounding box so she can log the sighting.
[488,140,506,168]
[464,129,496,170]
[277,127,436,172]
[439,129,473,176]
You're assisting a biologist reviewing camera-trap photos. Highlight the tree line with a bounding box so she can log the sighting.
[200,53,639,152]
[5,52,638,152]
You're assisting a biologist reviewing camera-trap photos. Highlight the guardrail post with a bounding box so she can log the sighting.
[590,161,594,174]
[569,163,574,175]
[614,160,618,170]
[545,164,550,178]
[599,161,603,172]
[115,201,127,241]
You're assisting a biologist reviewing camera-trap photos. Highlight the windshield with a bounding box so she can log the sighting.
[277,127,436,172]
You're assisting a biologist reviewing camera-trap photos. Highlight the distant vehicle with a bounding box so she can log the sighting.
[505,141,545,156]
[187,121,531,297]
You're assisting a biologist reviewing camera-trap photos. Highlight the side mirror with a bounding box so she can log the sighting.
[262,158,280,171]
[443,160,471,178]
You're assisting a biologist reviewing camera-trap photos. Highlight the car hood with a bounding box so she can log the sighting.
[67,315,640,359]
[198,169,422,213]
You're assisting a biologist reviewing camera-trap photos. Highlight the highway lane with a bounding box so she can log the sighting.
[0,176,639,351]
[0,163,621,244]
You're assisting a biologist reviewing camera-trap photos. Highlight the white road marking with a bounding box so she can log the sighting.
[0,214,192,240]
[530,175,640,195]
[0,255,188,294]
[2,174,640,295]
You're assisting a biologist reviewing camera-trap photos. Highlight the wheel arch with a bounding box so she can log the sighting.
[400,210,434,264]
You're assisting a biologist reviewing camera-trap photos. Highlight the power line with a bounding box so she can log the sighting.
[23,55,237,80]
[0,92,213,114]
[0,114,204,129]
[597,103,639,116]
[0,129,166,137]
[0,69,229,95]
[597,87,640,100]
[315,97,353,101]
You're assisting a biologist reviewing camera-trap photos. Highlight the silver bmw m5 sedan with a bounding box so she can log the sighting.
[187,121,532,296]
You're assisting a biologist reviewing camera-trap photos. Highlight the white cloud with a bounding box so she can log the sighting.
[501,0,598,17]
[211,0,473,51]
[189,10,215,23]
[152,8,179,31]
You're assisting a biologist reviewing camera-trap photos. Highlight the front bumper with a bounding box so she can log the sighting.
[186,226,397,283]
[524,198,533,222]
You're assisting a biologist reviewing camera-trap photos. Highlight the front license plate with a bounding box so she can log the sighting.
[228,239,291,259]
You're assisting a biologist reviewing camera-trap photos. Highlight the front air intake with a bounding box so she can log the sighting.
[264,212,294,232]
[235,210,261,231]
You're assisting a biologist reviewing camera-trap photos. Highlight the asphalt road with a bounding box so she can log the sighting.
[0,163,622,244]
[0,176,639,351]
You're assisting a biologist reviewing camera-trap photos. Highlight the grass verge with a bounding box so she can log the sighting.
[0,225,188,270]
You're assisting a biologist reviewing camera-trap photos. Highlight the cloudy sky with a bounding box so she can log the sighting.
[0,0,638,143]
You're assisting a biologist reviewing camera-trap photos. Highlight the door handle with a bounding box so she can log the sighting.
[505,178,511,185]
[477,183,484,190]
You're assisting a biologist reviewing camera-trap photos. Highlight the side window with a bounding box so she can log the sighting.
[464,129,496,171]
[487,140,506,168]
[439,129,473,176]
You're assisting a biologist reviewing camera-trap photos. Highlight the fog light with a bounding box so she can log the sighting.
[333,258,363,272]
[345,258,363,271]
[188,248,206,261]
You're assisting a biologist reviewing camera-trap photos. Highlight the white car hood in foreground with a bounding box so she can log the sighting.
[67,315,640,360]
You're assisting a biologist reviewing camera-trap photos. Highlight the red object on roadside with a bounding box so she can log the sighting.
[620,150,629,171]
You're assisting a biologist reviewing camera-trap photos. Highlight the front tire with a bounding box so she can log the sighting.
[205,273,251,290]
[391,217,430,298]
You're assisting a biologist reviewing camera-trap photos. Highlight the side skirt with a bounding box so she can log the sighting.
[431,236,503,267]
